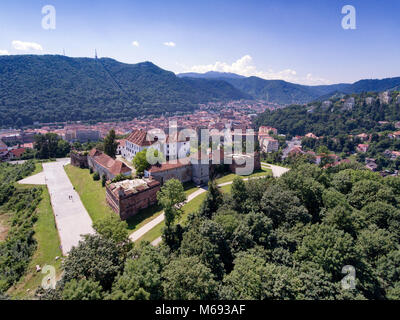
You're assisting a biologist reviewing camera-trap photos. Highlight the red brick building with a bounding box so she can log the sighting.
[106,178,160,220]
[70,151,89,168]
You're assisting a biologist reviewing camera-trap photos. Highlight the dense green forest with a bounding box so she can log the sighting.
[37,162,400,300]
[0,55,248,127]
[0,161,42,292]
[254,91,400,136]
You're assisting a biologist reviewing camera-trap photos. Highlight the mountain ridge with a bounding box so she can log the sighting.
[178,71,400,105]
[1,54,399,128]
[0,55,249,127]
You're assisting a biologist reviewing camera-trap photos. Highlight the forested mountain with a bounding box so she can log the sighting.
[0,55,249,127]
[178,71,246,79]
[1,55,399,128]
[254,91,400,136]
[179,72,400,105]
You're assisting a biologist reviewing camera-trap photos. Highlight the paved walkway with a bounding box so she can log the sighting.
[18,171,46,185]
[19,159,95,255]
[261,162,290,178]
[137,164,290,246]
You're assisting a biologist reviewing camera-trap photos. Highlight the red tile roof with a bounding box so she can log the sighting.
[89,149,131,176]
[147,159,191,173]
[117,139,126,147]
[109,160,131,176]
[10,148,26,158]
[126,129,153,147]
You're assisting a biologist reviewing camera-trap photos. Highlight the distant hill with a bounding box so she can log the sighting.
[177,71,246,79]
[179,72,400,105]
[0,55,249,127]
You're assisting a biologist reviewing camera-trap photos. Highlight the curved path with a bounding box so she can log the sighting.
[261,162,290,178]
[134,163,290,246]
[19,159,95,255]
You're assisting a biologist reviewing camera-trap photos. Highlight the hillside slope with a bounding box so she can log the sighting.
[0,55,249,127]
[254,91,400,136]
[179,72,400,105]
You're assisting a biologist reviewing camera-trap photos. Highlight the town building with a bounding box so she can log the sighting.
[70,150,89,168]
[123,129,155,161]
[190,152,211,185]
[357,144,369,153]
[305,133,318,139]
[116,139,126,155]
[88,149,131,180]
[225,152,262,174]
[144,159,193,185]
[357,133,369,142]
[7,148,26,160]
[106,178,161,220]
[64,129,101,143]
[122,129,190,162]
[259,126,278,135]
[164,133,191,160]
[384,150,400,160]
[260,136,279,153]
[144,152,210,186]
[391,131,400,140]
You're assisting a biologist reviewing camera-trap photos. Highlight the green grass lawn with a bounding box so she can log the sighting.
[32,162,43,176]
[64,165,200,235]
[219,184,232,193]
[7,185,62,299]
[64,164,116,224]
[183,181,200,197]
[215,167,272,184]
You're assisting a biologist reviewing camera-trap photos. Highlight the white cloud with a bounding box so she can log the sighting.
[0,50,9,55]
[185,55,331,85]
[12,40,43,51]
[132,41,139,47]
[163,41,176,47]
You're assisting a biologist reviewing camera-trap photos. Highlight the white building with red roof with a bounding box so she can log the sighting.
[122,129,157,161]
[122,129,190,162]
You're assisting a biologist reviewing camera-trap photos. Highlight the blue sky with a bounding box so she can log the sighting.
[0,0,399,85]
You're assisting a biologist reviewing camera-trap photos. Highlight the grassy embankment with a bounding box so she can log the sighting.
[6,163,62,299]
